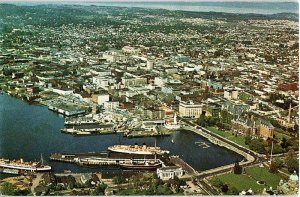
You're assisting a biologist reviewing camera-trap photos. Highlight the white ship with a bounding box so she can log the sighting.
[164,113,180,130]
[0,157,51,174]
[108,144,170,155]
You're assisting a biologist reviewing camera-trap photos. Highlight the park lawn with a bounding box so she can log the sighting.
[207,127,232,138]
[245,166,282,189]
[207,127,249,148]
[210,173,264,193]
[275,131,291,140]
[227,135,249,148]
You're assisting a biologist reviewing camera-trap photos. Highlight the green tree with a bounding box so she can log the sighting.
[0,182,16,195]
[273,158,283,169]
[233,160,242,174]
[245,135,252,145]
[285,149,295,163]
[249,138,265,153]
[156,185,173,195]
[112,176,126,185]
[220,110,232,125]
[272,143,284,154]
[269,161,278,173]
[211,178,223,188]
[197,114,206,127]
[92,182,108,195]
[221,183,229,193]
[228,186,239,195]
[287,158,299,173]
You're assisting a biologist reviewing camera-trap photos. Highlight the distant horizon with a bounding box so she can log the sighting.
[0,0,298,2]
[0,0,297,15]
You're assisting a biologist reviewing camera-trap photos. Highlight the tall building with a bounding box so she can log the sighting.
[179,101,203,118]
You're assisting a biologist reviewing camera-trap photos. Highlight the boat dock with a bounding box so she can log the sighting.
[50,152,165,170]
[61,124,116,135]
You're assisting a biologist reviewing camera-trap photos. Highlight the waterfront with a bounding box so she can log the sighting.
[0,93,242,178]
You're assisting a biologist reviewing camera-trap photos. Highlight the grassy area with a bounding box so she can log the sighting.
[245,166,282,188]
[210,173,264,193]
[206,127,249,148]
[209,166,284,194]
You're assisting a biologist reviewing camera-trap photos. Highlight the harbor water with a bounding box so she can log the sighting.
[0,93,242,179]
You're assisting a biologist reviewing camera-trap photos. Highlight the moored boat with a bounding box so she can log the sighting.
[108,144,169,155]
[0,157,51,175]
[119,161,162,170]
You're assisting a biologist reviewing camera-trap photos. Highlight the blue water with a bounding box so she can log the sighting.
[11,1,299,15]
[0,93,243,178]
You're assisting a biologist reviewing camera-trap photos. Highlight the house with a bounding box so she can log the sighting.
[157,166,184,180]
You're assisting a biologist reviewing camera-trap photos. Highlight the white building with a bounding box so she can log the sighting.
[122,77,147,87]
[52,88,73,96]
[92,94,110,105]
[146,59,155,70]
[103,51,127,62]
[157,166,184,180]
[104,101,119,110]
[179,101,203,118]
[122,46,140,54]
[154,77,167,87]
[224,89,239,100]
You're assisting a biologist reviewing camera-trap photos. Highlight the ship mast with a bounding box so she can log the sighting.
[40,154,44,165]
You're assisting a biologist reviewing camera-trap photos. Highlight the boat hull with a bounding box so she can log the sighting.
[119,163,161,170]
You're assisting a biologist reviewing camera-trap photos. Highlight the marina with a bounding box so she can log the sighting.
[0,93,243,177]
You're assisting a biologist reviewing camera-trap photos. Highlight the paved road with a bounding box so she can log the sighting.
[178,118,267,195]
[31,173,43,194]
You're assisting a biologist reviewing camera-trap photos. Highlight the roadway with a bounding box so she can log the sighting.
[178,117,268,195]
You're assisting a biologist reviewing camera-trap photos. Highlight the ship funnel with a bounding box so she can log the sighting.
[20,158,24,163]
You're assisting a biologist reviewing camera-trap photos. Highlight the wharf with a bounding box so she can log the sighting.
[50,152,166,168]
[50,152,182,172]
[61,124,116,135]
[124,127,173,138]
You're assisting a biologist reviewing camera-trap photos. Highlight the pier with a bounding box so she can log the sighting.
[62,124,116,135]
[50,152,165,170]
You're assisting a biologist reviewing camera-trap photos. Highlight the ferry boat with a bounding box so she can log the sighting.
[0,157,51,175]
[108,144,170,155]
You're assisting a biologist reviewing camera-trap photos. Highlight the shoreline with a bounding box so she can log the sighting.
[181,125,255,161]
[0,94,252,176]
